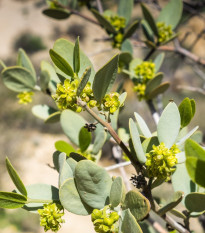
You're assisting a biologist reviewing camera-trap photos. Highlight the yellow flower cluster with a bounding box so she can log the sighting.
[91,206,119,233]
[157,22,173,43]
[38,203,65,232]
[52,79,97,112]
[101,92,120,114]
[105,15,126,48]
[17,91,34,105]
[133,61,156,100]
[145,142,180,180]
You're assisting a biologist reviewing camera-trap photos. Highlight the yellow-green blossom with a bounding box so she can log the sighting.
[77,149,97,162]
[17,91,34,105]
[145,142,180,180]
[133,61,155,100]
[52,79,96,112]
[91,206,119,233]
[157,22,173,43]
[101,92,120,114]
[38,203,65,232]
[105,15,126,31]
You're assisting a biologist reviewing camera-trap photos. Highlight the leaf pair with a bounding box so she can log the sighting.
[1,49,37,92]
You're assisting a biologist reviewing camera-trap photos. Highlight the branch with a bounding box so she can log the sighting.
[132,40,205,66]
[96,0,103,14]
[177,85,205,95]
[77,98,143,173]
[146,100,160,124]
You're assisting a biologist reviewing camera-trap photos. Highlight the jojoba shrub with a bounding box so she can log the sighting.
[0,0,205,233]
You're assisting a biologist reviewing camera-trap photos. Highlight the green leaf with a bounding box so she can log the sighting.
[146,82,170,99]
[157,102,181,148]
[6,157,27,197]
[22,184,59,213]
[141,4,158,36]
[142,136,159,154]
[121,209,143,233]
[172,163,196,205]
[41,60,60,92]
[75,160,112,209]
[121,39,133,55]
[49,49,74,77]
[129,119,146,164]
[185,139,205,160]
[1,66,36,92]
[42,8,71,20]
[73,36,80,74]
[157,191,184,216]
[141,20,154,42]
[58,153,73,187]
[70,152,87,162]
[122,190,150,221]
[53,39,95,82]
[55,140,76,156]
[110,177,125,208]
[153,53,165,72]
[32,105,57,120]
[53,151,61,172]
[186,157,205,188]
[60,110,86,146]
[0,59,6,69]
[190,99,196,117]
[145,73,163,96]
[66,157,77,174]
[79,127,92,152]
[77,66,91,96]
[176,126,199,146]
[185,193,205,213]
[0,192,27,209]
[123,20,139,40]
[93,54,119,102]
[92,123,107,155]
[129,58,142,77]
[134,112,152,138]
[169,209,186,220]
[178,98,194,128]
[59,178,93,215]
[117,0,133,24]
[39,70,50,91]
[157,0,183,29]
[17,48,36,78]
[91,9,117,34]
[45,111,61,124]
[119,52,133,67]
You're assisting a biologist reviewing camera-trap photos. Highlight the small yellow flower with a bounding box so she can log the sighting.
[38,203,65,232]
[101,92,121,114]
[145,142,180,180]
[17,91,34,105]
[157,22,173,43]
[105,15,126,31]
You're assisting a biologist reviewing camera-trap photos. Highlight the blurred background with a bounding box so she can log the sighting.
[0,0,205,232]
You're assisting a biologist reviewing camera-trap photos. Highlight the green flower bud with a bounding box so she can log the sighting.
[104,15,126,31]
[145,142,180,180]
[157,22,174,43]
[92,209,103,221]
[103,217,114,226]
[38,203,65,232]
[17,91,34,105]
[110,212,119,221]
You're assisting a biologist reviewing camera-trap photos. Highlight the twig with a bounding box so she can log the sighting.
[189,29,205,51]
[96,0,103,14]
[77,98,143,173]
[177,85,205,95]
[147,217,168,233]
[105,161,131,171]
[132,40,205,66]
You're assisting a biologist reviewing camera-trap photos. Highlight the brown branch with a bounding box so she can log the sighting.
[132,40,205,66]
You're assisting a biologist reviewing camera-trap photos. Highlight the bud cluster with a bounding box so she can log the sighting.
[133,61,156,100]
[105,15,126,48]
[38,203,65,232]
[91,206,120,233]
[17,91,34,105]
[157,22,173,43]
[145,142,180,180]
[52,79,97,112]
[100,92,121,114]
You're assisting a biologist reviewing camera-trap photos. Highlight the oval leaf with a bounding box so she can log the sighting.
[110,177,125,208]
[59,178,93,215]
[55,140,76,156]
[43,8,71,20]
[73,37,80,74]
[2,66,36,92]
[185,193,205,213]
[32,104,57,120]
[77,66,91,96]
[93,54,119,102]
[75,160,112,209]
[134,112,152,138]
[79,127,92,152]
[117,0,133,24]
[157,102,181,148]
[0,192,27,209]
